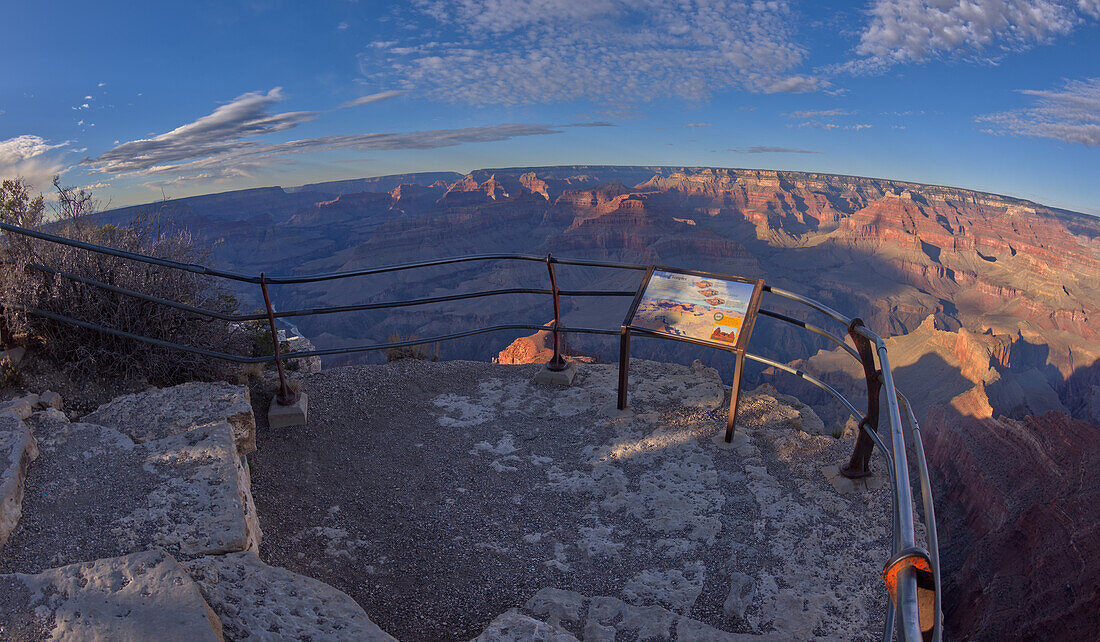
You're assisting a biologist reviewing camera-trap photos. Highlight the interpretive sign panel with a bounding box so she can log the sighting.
[618,266,765,442]
[624,268,764,351]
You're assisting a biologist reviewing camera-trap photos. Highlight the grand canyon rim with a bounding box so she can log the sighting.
[1,1,1098,640]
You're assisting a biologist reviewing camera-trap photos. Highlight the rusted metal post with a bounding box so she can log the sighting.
[617,327,631,409]
[545,253,567,372]
[260,273,299,406]
[841,317,881,478]
[724,350,745,442]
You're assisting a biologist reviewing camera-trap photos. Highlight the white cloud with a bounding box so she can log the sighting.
[362,0,822,104]
[338,90,405,108]
[85,86,587,186]
[784,109,856,118]
[97,82,106,87]
[86,88,317,173]
[87,89,568,183]
[0,135,68,189]
[337,21,349,30]
[849,0,1099,71]
[977,76,1100,145]
[731,146,821,153]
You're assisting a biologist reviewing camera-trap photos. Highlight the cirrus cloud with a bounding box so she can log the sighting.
[977,76,1100,145]
[361,0,825,105]
[83,87,580,183]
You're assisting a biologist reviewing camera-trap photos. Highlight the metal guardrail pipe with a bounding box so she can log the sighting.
[763,285,853,327]
[0,220,258,282]
[852,326,923,642]
[898,393,943,642]
[758,308,861,360]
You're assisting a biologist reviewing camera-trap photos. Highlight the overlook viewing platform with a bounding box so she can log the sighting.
[0,219,939,641]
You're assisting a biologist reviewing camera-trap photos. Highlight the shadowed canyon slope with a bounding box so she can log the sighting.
[99,165,1100,424]
[95,166,1100,639]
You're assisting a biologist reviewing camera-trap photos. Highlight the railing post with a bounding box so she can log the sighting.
[260,273,299,406]
[545,253,567,372]
[841,317,881,478]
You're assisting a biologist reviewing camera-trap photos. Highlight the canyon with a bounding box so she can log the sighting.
[95,165,1099,640]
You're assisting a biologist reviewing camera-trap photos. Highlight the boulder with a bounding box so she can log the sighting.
[181,551,395,641]
[0,415,38,549]
[0,419,259,573]
[36,390,63,411]
[0,549,223,641]
[84,382,256,455]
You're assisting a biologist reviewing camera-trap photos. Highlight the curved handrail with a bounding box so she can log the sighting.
[0,219,937,641]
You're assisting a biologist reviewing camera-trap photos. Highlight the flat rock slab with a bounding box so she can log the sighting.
[523,587,774,641]
[84,382,256,455]
[470,609,579,641]
[250,359,892,641]
[1,415,38,549]
[0,549,223,641]
[182,551,395,641]
[0,416,259,574]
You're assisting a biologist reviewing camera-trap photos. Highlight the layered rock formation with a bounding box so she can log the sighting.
[494,321,600,365]
[90,165,1099,427]
[923,409,1100,641]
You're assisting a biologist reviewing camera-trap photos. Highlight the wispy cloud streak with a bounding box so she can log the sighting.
[977,77,1100,145]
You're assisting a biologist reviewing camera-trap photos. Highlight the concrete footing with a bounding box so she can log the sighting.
[822,464,888,494]
[533,362,577,386]
[268,392,309,429]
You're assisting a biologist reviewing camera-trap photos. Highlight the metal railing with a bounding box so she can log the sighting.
[0,219,940,641]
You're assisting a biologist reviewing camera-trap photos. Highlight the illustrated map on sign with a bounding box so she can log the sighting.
[631,270,756,347]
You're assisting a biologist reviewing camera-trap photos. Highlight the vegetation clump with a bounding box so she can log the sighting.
[0,176,245,385]
[384,332,439,362]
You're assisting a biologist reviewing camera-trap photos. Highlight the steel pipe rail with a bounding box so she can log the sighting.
[0,219,937,641]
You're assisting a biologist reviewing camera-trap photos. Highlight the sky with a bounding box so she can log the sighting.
[1,0,1098,213]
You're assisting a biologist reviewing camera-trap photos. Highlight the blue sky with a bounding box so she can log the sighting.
[1,0,1098,212]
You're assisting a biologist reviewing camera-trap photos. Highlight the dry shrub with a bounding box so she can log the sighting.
[0,177,245,385]
[0,356,19,388]
[384,332,440,362]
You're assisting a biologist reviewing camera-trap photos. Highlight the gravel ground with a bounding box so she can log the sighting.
[248,359,892,641]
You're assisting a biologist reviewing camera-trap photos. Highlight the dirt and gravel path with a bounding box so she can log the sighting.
[249,359,891,641]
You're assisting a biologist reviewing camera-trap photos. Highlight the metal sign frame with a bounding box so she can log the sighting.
[617,265,765,442]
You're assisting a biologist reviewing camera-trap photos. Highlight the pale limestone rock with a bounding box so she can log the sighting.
[181,551,395,641]
[522,588,767,641]
[470,609,579,641]
[84,382,256,455]
[0,549,223,641]
[0,395,39,421]
[0,419,258,572]
[0,415,38,550]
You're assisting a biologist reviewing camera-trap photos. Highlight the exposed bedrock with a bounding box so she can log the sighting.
[924,408,1100,642]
